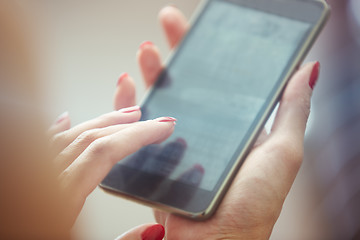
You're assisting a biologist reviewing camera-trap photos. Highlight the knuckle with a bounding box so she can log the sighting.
[268,137,304,170]
[88,137,110,158]
[74,129,99,146]
[88,137,121,165]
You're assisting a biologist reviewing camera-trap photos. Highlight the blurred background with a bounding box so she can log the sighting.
[17,0,360,239]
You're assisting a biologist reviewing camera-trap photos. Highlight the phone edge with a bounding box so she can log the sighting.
[99,0,331,221]
[196,0,331,220]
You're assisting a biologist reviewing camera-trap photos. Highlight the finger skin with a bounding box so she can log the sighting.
[159,6,189,48]
[113,73,136,110]
[244,62,317,201]
[52,110,141,154]
[137,6,188,88]
[137,44,163,88]
[271,62,315,140]
[59,119,175,216]
[54,122,141,172]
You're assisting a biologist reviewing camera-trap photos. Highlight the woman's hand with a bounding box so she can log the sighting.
[48,5,319,239]
[46,7,184,237]
[48,106,176,229]
[122,6,318,239]
[154,62,317,240]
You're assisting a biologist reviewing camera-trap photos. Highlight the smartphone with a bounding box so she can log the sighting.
[100,0,330,220]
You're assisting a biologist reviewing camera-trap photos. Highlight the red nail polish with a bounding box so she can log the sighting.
[55,111,69,124]
[309,61,320,89]
[119,105,140,113]
[117,72,128,86]
[140,41,154,49]
[157,117,177,123]
[141,224,165,240]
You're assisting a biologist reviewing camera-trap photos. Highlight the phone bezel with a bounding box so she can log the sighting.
[100,0,330,220]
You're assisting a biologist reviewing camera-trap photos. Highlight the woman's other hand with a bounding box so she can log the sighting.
[118,6,319,239]
[49,106,176,225]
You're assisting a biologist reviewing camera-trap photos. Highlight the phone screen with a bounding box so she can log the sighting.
[103,0,319,212]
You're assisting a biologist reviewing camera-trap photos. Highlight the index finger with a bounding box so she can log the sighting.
[59,118,176,204]
[159,6,189,49]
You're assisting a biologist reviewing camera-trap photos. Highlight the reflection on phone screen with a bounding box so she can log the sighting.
[118,0,311,192]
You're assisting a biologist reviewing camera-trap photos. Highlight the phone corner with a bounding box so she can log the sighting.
[318,0,331,13]
[186,207,217,221]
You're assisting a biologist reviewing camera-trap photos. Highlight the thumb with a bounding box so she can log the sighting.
[115,223,165,240]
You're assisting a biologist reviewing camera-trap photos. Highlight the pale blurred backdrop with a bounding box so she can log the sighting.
[16,1,347,239]
[18,1,200,239]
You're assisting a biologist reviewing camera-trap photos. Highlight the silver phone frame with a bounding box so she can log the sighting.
[100,0,330,220]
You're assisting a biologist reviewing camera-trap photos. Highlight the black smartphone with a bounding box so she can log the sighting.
[101,0,330,220]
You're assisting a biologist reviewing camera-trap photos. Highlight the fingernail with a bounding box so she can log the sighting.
[117,72,128,86]
[309,61,320,89]
[141,224,165,240]
[140,41,153,50]
[157,117,177,123]
[119,105,140,113]
[55,111,69,124]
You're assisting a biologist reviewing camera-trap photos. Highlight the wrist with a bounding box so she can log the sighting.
[214,221,275,240]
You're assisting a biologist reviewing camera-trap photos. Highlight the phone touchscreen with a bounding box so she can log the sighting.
[103,0,316,211]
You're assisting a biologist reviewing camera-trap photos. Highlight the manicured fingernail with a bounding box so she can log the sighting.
[119,105,140,113]
[309,61,320,89]
[141,224,165,240]
[55,111,69,124]
[117,72,128,86]
[157,117,177,123]
[140,41,153,50]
